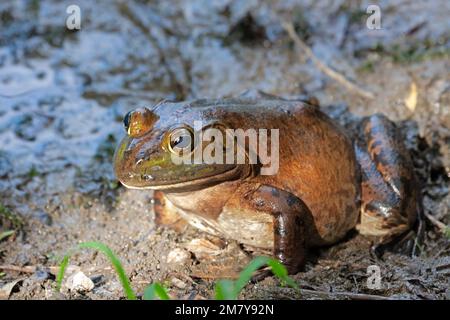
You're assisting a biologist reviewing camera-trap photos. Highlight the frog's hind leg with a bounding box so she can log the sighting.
[356,114,421,255]
[153,191,187,232]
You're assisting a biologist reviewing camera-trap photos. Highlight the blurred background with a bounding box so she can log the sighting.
[0,0,448,299]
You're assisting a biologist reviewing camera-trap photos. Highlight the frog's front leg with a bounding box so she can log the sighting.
[153,191,187,232]
[247,185,313,274]
[356,114,421,253]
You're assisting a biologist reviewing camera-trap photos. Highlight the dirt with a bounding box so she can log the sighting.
[0,0,449,300]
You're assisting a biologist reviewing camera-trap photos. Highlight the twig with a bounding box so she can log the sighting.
[190,272,239,280]
[0,264,80,275]
[83,89,162,100]
[0,264,111,275]
[282,22,375,100]
[274,286,391,300]
[0,265,37,274]
[423,211,448,233]
[118,2,187,100]
[299,288,391,300]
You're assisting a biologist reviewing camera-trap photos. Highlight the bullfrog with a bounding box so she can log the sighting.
[113,92,420,273]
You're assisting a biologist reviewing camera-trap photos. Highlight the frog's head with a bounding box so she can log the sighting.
[113,101,252,192]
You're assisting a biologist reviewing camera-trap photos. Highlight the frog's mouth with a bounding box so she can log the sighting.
[118,164,250,193]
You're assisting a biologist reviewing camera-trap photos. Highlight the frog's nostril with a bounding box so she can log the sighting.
[142,174,154,181]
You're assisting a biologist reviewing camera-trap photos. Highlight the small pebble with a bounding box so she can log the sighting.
[167,248,191,266]
[65,271,95,293]
[171,277,187,289]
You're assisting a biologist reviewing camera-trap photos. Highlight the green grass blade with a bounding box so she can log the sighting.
[444,226,450,239]
[143,283,170,300]
[56,251,72,291]
[56,241,137,300]
[233,256,270,295]
[232,256,299,298]
[266,259,299,289]
[0,230,15,242]
[0,204,23,229]
[215,279,236,300]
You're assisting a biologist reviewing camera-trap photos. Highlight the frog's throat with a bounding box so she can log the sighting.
[120,164,253,192]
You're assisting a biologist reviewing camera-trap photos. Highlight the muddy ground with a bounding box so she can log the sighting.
[0,0,449,300]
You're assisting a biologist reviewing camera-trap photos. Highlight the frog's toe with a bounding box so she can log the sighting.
[357,200,408,236]
[391,230,417,255]
[358,198,418,257]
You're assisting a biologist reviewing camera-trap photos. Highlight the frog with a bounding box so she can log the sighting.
[113,92,420,274]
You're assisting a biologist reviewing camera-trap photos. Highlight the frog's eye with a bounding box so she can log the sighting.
[123,107,158,138]
[123,111,132,132]
[168,127,194,155]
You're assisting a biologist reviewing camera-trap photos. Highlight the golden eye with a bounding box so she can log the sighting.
[123,107,158,138]
[168,127,194,155]
[123,111,132,133]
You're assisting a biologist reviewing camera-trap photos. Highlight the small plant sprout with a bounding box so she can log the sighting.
[215,256,298,300]
[143,283,170,300]
[57,242,298,300]
[56,241,136,300]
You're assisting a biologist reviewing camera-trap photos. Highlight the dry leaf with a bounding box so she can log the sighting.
[0,278,25,299]
[185,238,223,258]
[190,264,241,280]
